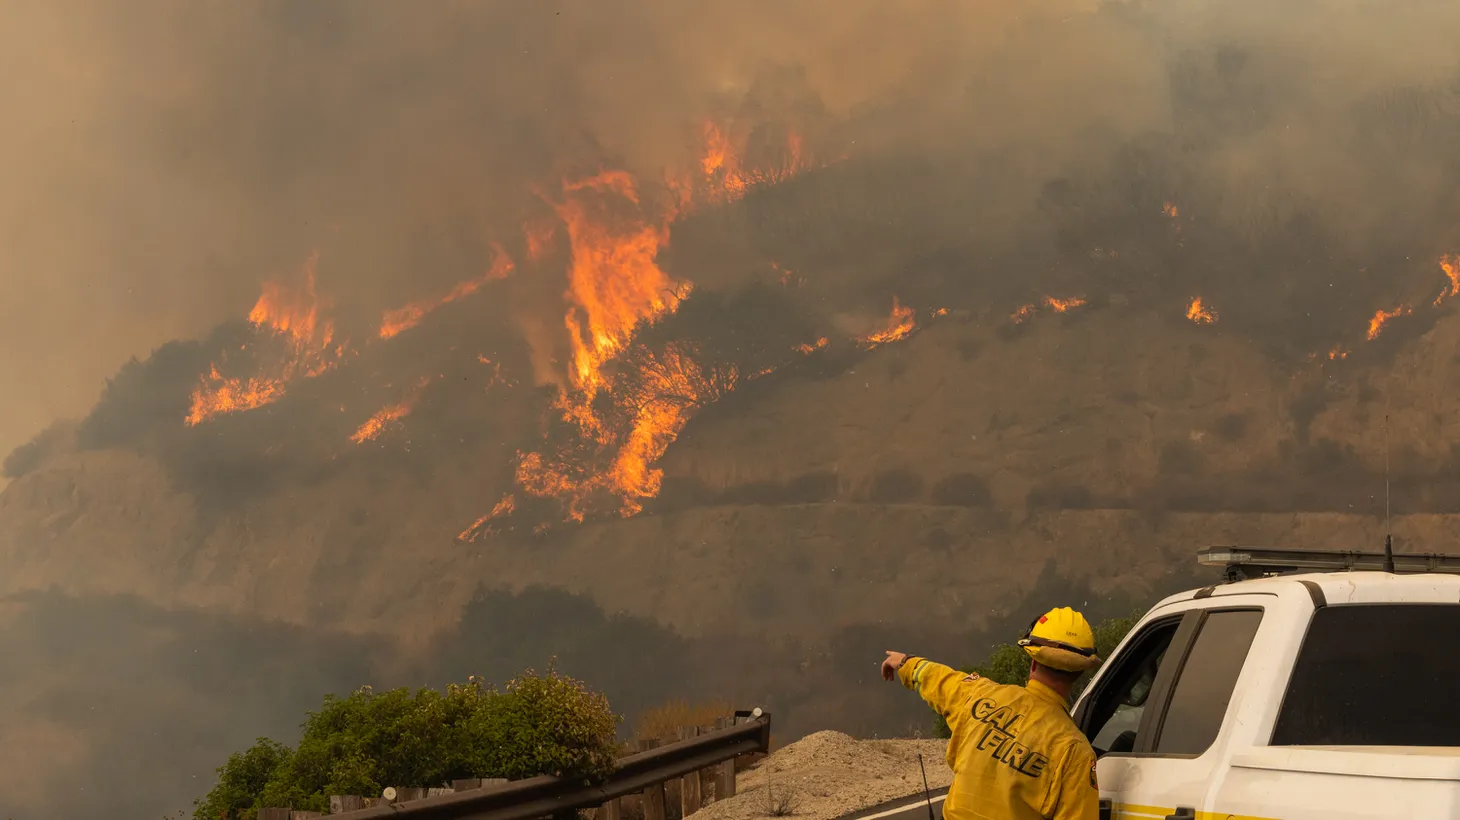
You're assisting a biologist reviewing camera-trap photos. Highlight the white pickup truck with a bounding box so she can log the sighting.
[1071,546,1460,820]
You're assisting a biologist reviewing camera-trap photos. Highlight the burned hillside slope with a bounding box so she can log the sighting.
[4,298,1459,643]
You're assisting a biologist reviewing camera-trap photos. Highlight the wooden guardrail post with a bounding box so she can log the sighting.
[679,727,702,816]
[713,718,737,800]
[391,787,428,803]
[701,725,717,805]
[639,738,667,820]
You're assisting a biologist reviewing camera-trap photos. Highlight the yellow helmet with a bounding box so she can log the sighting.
[1018,607,1100,673]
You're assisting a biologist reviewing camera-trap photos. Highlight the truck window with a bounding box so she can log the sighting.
[1271,604,1460,746]
[1153,609,1263,756]
[1081,617,1181,755]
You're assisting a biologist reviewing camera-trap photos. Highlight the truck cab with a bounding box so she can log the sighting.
[1071,547,1460,820]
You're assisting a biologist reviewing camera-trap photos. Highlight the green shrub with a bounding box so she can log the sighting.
[192,738,291,820]
[194,668,619,819]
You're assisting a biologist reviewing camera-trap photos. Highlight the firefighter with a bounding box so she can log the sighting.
[880,607,1102,820]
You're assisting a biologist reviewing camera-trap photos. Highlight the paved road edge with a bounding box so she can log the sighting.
[835,786,949,820]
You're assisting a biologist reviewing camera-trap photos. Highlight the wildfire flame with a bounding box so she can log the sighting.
[496,167,717,525]
[185,366,289,427]
[1044,296,1087,313]
[689,120,814,206]
[1436,254,1460,306]
[1366,305,1411,340]
[458,494,518,541]
[555,170,684,394]
[1186,297,1217,324]
[1327,346,1350,360]
[796,337,831,355]
[465,125,826,531]
[512,342,732,524]
[350,378,431,444]
[859,297,916,348]
[600,346,718,507]
[350,403,412,444]
[1163,202,1180,219]
[701,120,736,177]
[186,253,343,426]
[1010,297,1086,325]
[379,248,514,340]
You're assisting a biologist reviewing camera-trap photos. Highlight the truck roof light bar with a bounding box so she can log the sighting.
[1198,545,1460,583]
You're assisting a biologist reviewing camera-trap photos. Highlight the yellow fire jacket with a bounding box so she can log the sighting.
[898,657,1099,820]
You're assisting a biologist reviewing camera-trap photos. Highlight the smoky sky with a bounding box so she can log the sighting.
[5,0,1460,463]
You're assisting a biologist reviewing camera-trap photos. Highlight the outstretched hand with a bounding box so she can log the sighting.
[881,650,909,682]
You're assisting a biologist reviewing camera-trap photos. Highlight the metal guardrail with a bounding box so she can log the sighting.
[333,711,772,820]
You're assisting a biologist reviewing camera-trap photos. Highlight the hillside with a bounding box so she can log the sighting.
[3,301,1455,646]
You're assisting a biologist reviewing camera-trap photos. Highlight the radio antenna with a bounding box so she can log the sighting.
[917,754,936,820]
[1384,412,1396,573]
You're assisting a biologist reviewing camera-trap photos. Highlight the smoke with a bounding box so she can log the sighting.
[6,0,1460,460]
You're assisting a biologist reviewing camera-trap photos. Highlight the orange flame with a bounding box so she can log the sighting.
[859,297,916,348]
[486,169,711,524]
[691,120,815,206]
[1186,297,1217,324]
[556,171,685,394]
[515,344,727,522]
[1010,297,1084,325]
[1366,305,1411,340]
[184,366,290,426]
[1327,346,1350,360]
[601,347,708,508]
[1436,254,1460,306]
[466,131,825,528]
[349,378,430,444]
[493,493,516,516]
[796,337,831,355]
[458,494,518,542]
[701,120,735,177]
[1044,296,1087,313]
[1163,202,1180,219]
[186,254,343,425]
[379,248,514,340]
[350,403,412,444]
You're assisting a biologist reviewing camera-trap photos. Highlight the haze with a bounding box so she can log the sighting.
[5,0,1460,816]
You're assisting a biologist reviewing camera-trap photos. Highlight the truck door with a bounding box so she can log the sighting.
[1075,601,1267,820]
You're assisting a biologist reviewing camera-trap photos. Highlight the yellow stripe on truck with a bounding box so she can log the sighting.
[1112,803,1281,820]
[1111,805,1169,819]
